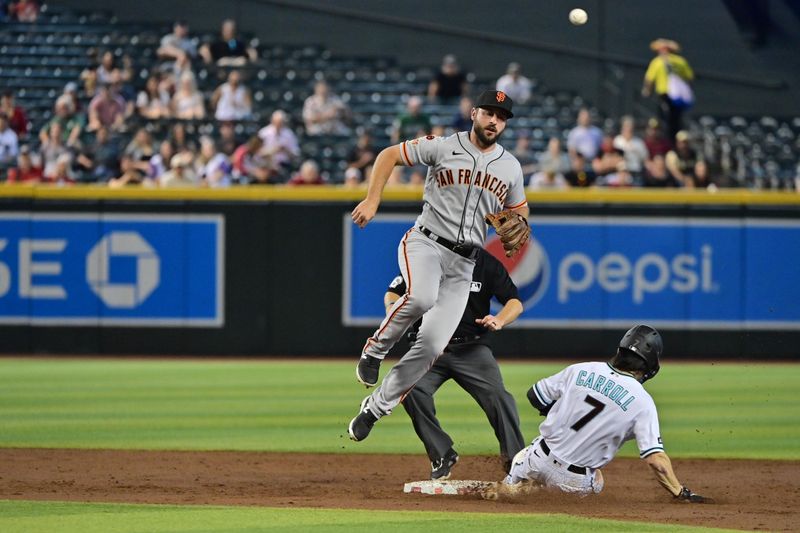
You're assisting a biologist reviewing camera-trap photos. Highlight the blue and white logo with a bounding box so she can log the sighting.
[343,214,800,330]
[0,213,225,327]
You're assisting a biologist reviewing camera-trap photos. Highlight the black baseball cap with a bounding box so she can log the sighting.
[474,89,514,119]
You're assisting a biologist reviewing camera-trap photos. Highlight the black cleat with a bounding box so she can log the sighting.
[348,397,379,442]
[356,354,381,387]
[431,448,459,480]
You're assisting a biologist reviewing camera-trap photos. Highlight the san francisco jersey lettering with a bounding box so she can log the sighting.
[400,132,526,246]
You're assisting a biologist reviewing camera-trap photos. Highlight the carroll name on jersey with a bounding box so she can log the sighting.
[575,370,635,411]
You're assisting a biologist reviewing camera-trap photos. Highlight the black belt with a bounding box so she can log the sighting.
[418,226,478,259]
[448,335,481,345]
[540,439,587,475]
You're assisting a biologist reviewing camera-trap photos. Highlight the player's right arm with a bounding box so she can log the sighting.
[351,144,404,228]
[643,451,682,496]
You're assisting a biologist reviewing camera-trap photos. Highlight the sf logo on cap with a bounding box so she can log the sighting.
[496,91,506,102]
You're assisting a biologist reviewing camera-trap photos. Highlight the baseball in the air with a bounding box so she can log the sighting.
[569,8,588,25]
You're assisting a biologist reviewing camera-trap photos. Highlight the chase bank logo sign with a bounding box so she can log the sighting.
[87,232,161,309]
[0,213,224,327]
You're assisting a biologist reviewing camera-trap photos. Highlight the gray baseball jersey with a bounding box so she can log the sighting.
[360,132,528,419]
[400,132,527,247]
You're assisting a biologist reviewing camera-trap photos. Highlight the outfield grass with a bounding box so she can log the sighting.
[0,358,797,459]
[0,500,740,533]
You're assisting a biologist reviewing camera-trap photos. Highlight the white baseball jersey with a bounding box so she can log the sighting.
[400,132,527,247]
[531,361,664,469]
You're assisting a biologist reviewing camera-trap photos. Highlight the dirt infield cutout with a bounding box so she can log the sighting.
[1,449,797,531]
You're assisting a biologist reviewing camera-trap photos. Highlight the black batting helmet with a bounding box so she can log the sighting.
[617,324,662,383]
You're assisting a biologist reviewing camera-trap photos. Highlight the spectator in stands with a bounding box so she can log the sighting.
[96,51,120,86]
[391,96,431,144]
[137,75,171,120]
[567,108,603,163]
[6,148,42,183]
[160,152,197,188]
[428,55,468,103]
[200,19,257,66]
[451,96,473,133]
[109,155,146,188]
[40,95,83,147]
[88,84,127,132]
[195,136,231,187]
[613,116,649,181]
[535,137,570,176]
[40,122,71,177]
[302,81,350,136]
[8,0,38,22]
[642,38,694,142]
[665,130,698,187]
[564,153,596,188]
[594,153,634,187]
[148,140,174,182]
[346,132,377,183]
[287,160,325,186]
[644,118,671,158]
[46,153,76,184]
[1,91,28,136]
[158,20,198,66]
[496,62,533,105]
[124,128,156,176]
[643,154,679,188]
[168,122,191,153]
[172,73,206,120]
[217,121,239,156]
[212,70,252,121]
[0,114,19,167]
[73,126,120,182]
[692,160,718,190]
[509,132,535,175]
[232,136,272,184]
[343,167,364,188]
[258,110,300,178]
[592,135,630,182]
[529,169,568,190]
[61,82,82,113]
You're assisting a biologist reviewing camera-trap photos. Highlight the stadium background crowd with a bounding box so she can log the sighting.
[1,1,799,190]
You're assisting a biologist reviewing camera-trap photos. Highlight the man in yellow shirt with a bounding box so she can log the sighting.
[642,38,694,143]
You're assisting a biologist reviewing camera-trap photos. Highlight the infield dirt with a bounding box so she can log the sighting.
[0,449,797,531]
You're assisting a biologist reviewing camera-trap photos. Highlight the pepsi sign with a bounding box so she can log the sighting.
[342,214,800,330]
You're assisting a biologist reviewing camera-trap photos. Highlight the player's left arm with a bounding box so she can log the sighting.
[527,367,572,416]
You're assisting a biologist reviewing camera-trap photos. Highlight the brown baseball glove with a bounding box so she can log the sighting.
[485,209,530,257]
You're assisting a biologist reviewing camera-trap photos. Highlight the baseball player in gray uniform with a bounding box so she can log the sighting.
[490,325,713,503]
[385,246,526,480]
[349,90,529,442]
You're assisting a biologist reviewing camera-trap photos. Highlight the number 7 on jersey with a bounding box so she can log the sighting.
[571,395,606,431]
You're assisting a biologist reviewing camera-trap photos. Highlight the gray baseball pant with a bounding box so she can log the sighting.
[363,228,474,417]
[401,343,526,465]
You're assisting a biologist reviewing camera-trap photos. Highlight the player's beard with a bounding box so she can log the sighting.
[473,122,503,148]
